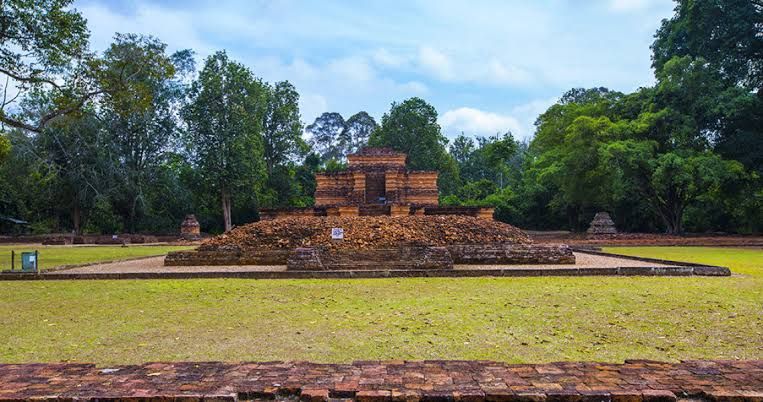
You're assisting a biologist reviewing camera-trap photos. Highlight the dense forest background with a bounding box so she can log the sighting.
[1,0,761,235]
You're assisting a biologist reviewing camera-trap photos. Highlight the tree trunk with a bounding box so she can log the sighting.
[659,204,684,235]
[72,205,81,235]
[221,189,232,232]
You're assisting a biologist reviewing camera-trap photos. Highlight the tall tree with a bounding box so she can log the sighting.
[306,112,345,162]
[369,97,449,170]
[98,33,191,232]
[0,0,98,132]
[606,139,748,234]
[343,111,376,154]
[182,51,267,232]
[651,1,763,175]
[449,133,475,167]
[370,97,459,193]
[652,0,763,92]
[261,81,305,175]
[306,111,376,162]
[35,109,108,233]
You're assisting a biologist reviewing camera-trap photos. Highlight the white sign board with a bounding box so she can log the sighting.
[331,228,344,240]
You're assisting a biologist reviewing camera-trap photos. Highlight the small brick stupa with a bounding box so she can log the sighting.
[587,212,617,235]
[180,214,201,240]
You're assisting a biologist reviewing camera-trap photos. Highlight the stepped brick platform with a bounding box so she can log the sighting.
[0,360,760,401]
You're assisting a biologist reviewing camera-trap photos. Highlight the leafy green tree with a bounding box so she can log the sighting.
[607,140,748,234]
[449,133,475,167]
[525,88,627,229]
[652,1,763,173]
[307,111,377,163]
[0,0,99,132]
[98,34,191,232]
[370,97,446,169]
[370,97,459,193]
[182,51,267,231]
[35,110,109,233]
[450,132,518,189]
[0,129,62,232]
[652,0,763,92]
[306,112,345,162]
[648,56,763,174]
[262,81,305,176]
[343,111,376,154]
[0,133,9,163]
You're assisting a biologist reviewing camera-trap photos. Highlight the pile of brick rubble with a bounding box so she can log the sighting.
[199,215,532,251]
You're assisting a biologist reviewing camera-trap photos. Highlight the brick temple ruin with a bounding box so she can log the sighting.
[165,146,576,270]
[260,147,494,220]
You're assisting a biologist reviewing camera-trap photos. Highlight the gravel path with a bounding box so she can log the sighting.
[56,252,675,274]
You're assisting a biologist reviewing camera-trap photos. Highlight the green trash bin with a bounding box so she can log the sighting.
[20,251,38,272]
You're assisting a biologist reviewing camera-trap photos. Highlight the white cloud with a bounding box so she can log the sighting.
[372,48,407,68]
[246,54,429,125]
[299,93,328,126]
[399,81,428,93]
[411,46,534,87]
[73,0,675,141]
[439,97,558,141]
[327,56,375,83]
[485,60,534,86]
[417,46,455,80]
[79,3,211,55]
[440,107,522,138]
[509,97,558,140]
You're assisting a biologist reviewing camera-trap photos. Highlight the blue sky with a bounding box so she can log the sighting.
[74,0,676,140]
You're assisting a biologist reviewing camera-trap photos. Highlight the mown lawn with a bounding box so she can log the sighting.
[0,244,194,271]
[0,246,760,364]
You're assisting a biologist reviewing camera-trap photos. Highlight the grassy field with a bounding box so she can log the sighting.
[0,244,194,271]
[0,246,760,364]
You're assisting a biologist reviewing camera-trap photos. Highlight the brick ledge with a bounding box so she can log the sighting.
[0,360,761,401]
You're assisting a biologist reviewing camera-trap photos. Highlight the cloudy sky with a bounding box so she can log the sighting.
[74,0,676,140]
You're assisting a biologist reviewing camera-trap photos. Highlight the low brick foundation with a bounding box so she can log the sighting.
[166,244,574,268]
[449,243,575,264]
[165,249,291,266]
[0,360,760,401]
[287,246,453,270]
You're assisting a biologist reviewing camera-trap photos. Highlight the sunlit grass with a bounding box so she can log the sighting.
[0,246,760,364]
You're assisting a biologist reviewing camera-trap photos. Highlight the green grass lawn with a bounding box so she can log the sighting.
[0,244,194,271]
[0,246,760,364]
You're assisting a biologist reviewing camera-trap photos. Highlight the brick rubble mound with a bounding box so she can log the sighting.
[199,215,533,252]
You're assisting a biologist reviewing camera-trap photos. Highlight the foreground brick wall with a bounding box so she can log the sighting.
[287,246,454,270]
[165,249,291,266]
[166,244,575,268]
[1,360,760,401]
[448,244,575,264]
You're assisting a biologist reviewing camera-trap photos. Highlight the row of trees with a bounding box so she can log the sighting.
[441,0,763,233]
[0,0,761,235]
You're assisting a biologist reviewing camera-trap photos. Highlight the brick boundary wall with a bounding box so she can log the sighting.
[0,360,760,401]
[164,245,576,268]
[164,249,292,266]
[448,244,575,265]
[287,246,454,270]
